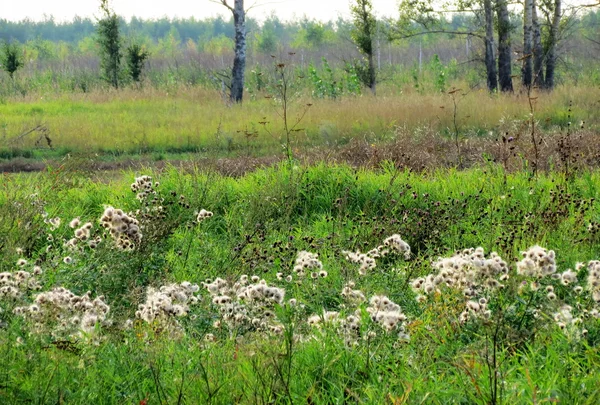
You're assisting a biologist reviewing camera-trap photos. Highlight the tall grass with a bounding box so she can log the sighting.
[1,163,599,403]
[1,84,597,158]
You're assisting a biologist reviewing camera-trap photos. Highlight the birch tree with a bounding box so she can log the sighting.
[213,0,247,103]
[396,0,503,92]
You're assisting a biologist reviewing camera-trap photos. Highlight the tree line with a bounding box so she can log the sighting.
[1,0,598,101]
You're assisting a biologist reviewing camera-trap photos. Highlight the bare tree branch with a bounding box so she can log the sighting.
[246,0,284,12]
[394,30,484,40]
[584,35,600,46]
[210,0,280,13]
[209,0,234,12]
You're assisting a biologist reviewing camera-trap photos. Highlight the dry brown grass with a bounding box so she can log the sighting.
[3,126,598,177]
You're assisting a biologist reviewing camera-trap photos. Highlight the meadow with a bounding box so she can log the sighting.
[1,82,598,167]
[1,160,600,403]
[1,56,600,403]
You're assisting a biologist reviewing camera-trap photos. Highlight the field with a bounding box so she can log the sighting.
[1,84,599,169]
[1,159,600,403]
[1,80,600,404]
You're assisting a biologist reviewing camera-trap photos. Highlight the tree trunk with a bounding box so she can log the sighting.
[484,0,498,92]
[522,0,533,89]
[532,0,544,87]
[368,49,376,95]
[230,0,246,103]
[545,0,561,90]
[496,0,513,92]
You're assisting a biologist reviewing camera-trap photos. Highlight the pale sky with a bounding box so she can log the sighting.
[1,0,401,22]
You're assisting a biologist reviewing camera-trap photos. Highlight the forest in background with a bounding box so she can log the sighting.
[0,8,599,96]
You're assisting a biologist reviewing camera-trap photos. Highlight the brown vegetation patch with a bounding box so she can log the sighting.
[2,129,599,177]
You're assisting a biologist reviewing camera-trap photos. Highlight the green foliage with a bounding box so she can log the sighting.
[350,0,376,57]
[309,59,362,99]
[125,43,149,83]
[411,64,423,93]
[96,0,122,88]
[0,11,598,97]
[395,0,433,41]
[304,22,326,48]
[429,54,447,93]
[342,63,362,95]
[256,28,278,54]
[350,0,377,90]
[0,41,24,78]
[308,58,340,99]
[1,165,600,403]
[293,21,333,49]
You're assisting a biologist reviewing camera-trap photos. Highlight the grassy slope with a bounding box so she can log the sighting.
[1,163,600,403]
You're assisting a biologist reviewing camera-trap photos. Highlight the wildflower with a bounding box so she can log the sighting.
[382,234,411,259]
[293,251,322,276]
[307,314,321,326]
[196,209,214,222]
[341,282,366,303]
[65,238,78,249]
[100,206,142,249]
[413,247,508,299]
[342,250,376,275]
[398,331,410,342]
[136,282,201,333]
[366,295,407,333]
[14,287,110,338]
[63,256,73,264]
[131,175,156,201]
[16,258,27,267]
[69,218,81,229]
[319,270,328,278]
[88,238,100,249]
[47,217,61,230]
[587,261,600,300]
[516,246,556,278]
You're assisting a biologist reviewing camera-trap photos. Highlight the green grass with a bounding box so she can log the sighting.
[1,84,598,162]
[1,163,600,403]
